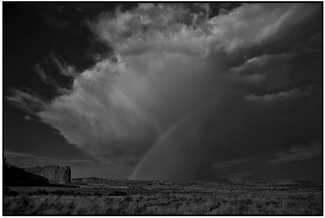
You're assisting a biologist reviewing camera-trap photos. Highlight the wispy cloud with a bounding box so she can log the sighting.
[6,88,45,113]
[4,151,103,169]
[226,171,254,182]
[24,116,32,121]
[212,158,249,173]
[245,88,311,104]
[50,54,78,78]
[269,140,322,165]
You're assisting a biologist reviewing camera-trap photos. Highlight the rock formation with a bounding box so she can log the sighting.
[4,158,49,186]
[25,165,71,184]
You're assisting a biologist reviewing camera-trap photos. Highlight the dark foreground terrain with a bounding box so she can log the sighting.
[4,179,322,215]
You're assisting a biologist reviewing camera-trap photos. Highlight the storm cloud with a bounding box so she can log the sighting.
[7,3,322,181]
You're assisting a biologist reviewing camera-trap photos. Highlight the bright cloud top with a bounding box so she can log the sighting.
[7,3,322,180]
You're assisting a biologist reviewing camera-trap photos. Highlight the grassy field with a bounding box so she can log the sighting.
[3,179,322,215]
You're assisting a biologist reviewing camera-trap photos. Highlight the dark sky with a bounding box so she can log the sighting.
[3,3,323,182]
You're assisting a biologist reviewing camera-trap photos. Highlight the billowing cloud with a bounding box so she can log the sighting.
[7,3,322,181]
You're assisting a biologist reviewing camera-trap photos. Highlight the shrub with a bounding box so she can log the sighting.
[19,194,31,207]
[94,192,102,196]
[34,189,49,195]
[108,190,128,196]
[51,190,75,195]
[124,196,132,202]
[4,188,18,196]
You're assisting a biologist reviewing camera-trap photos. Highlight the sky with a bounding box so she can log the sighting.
[3,2,323,182]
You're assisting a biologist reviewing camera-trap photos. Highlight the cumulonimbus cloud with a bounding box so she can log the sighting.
[7,3,322,180]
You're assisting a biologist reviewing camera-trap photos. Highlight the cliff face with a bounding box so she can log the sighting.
[25,165,71,184]
[4,159,49,186]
